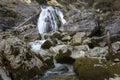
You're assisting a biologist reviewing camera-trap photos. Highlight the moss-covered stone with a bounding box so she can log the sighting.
[41,39,54,49]
[55,46,74,64]
[52,31,62,40]
[74,57,113,80]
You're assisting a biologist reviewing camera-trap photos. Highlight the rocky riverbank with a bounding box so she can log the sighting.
[0,0,120,80]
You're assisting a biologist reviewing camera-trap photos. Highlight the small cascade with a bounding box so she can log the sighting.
[37,5,66,34]
[29,5,66,53]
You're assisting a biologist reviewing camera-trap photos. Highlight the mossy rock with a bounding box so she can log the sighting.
[74,57,113,80]
[55,47,75,64]
[52,31,62,39]
[41,39,54,49]
[107,62,120,76]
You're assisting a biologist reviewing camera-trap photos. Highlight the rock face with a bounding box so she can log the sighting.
[0,34,48,80]
[0,0,39,29]
[65,9,98,36]
[15,24,41,42]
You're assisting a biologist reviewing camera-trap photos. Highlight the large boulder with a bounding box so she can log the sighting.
[0,34,48,80]
[50,45,74,63]
[74,57,113,80]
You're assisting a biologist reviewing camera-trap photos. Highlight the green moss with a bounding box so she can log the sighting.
[108,62,120,76]
[74,57,113,80]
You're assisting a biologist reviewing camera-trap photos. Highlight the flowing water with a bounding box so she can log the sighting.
[30,5,66,53]
[29,5,75,80]
[37,5,66,34]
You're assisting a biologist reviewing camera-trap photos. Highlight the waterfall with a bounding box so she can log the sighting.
[37,5,66,34]
[29,5,66,53]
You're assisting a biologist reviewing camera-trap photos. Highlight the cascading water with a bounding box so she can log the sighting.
[29,5,66,53]
[37,5,66,34]
[29,5,74,80]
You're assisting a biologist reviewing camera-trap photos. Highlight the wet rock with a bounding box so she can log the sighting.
[52,31,62,40]
[74,57,113,80]
[71,32,86,46]
[0,34,48,80]
[41,39,54,49]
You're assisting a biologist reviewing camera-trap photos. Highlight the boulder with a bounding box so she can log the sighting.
[38,49,54,68]
[89,47,108,58]
[62,35,71,41]
[74,57,113,80]
[71,45,90,59]
[52,31,62,40]
[0,34,48,80]
[54,45,74,64]
[41,39,54,49]
[71,32,86,46]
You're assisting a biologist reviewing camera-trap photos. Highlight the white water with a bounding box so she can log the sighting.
[37,5,66,34]
[30,5,66,53]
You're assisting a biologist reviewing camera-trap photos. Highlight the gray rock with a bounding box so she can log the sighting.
[89,47,108,58]
[62,35,71,41]
[0,34,47,80]
[71,32,86,46]
[65,9,97,36]
[15,24,41,42]
[71,45,90,59]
